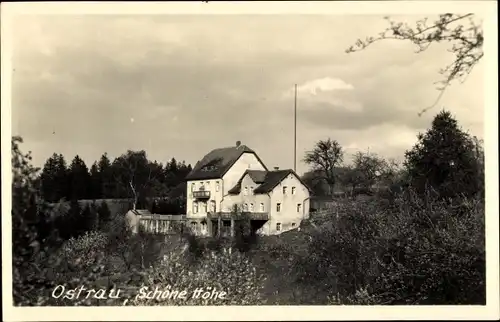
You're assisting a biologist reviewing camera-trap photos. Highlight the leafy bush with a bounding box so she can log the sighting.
[97,201,112,230]
[295,189,485,305]
[105,216,166,270]
[329,286,379,305]
[59,231,108,268]
[232,215,259,253]
[12,136,63,306]
[184,232,205,259]
[131,247,266,305]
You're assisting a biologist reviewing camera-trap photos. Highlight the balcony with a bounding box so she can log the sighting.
[208,212,269,221]
[193,190,210,199]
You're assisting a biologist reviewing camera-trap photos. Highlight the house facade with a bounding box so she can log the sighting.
[185,141,310,237]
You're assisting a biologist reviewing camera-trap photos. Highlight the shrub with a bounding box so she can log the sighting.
[131,247,266,305]
[206,237,224,252]
[184,232,205,259]
[97,201,112,230]
[59,231,108,268]
[295,188,485,305]
[233,217,259,253]
[329,286,379,305]
[105,217,166,270]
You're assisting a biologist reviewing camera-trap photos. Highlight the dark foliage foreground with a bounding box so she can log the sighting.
[11,108,486,306]
[12,190,484,306]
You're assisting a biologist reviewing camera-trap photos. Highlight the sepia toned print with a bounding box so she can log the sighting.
[3,2,498,321]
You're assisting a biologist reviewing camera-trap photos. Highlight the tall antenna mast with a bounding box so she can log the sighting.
[294,83,297,172]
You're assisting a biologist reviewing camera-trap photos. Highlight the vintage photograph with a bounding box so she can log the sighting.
[3,1,498,320]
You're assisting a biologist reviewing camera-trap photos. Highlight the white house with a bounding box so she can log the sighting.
[185,141,310,237]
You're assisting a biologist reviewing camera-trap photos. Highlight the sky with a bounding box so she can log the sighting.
[10,13,485,175]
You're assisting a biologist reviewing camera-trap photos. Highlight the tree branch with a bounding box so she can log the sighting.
[346,14,483,116]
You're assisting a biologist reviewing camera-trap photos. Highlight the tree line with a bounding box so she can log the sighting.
[39,150,192,206]
[302,110,485,200]
[14,148,193,245]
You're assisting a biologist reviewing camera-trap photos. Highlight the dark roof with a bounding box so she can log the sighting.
[254,170,294,193]
[247,170,267,183]
[185,145,268,181]
[228,170,268,194]
[228,169,309,194]
[228,181,242,194]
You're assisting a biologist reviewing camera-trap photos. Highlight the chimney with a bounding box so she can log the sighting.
[274,166,279,171]
[236,140,241,147]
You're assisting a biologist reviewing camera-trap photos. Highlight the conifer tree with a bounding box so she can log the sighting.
[405,110,483,199]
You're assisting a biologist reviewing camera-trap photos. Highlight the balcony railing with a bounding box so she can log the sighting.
[193,190,210,199]
[208,212,269,221]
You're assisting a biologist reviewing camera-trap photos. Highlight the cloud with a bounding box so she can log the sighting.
[281,77,354,99]
[9,14,484,176]
[280,77,361,113]
[297,77,354,95]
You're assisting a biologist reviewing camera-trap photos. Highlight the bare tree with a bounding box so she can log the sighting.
[303,139,344,196]
[351,151,388,190]
[346,14,483,115]
[113,150,158,210]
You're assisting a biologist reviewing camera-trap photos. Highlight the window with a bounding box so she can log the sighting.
[292,187,296,195]
[243,203,248,212]
[297,203,302,213]
[210,200,216,212]
[283,186,287,194]
[250,186,254,194]
[201,202,206,213]
[292,223,296,228]
[193,202,198,214]
[191,183,195,192]
[276,203,281,212]
[216,181,220,192]
[206,181,210,188]
[249,203,254,212]
[260,203,265,212]
[276,223,281,231]
[244,187,248,195]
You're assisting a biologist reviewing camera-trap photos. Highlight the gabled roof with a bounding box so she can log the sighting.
[247,170,268,184]
[185,145,268,181]
[253,170,294,193]
[228,182,242,194]
[228,169,310,195]
[227,170,267,194]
